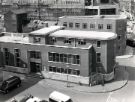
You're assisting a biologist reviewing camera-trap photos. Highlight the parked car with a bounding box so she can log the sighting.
[49,91,72,102]
[126,38,135,47]
[0,76,21,94]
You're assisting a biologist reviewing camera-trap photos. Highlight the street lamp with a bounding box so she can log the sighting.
[66,64,70,87]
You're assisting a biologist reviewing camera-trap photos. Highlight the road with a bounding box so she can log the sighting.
[0,77,41,102]
[1,68,135,102]
[0,46,135,102]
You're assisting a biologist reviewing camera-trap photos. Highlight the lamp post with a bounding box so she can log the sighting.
[66,64,69,87]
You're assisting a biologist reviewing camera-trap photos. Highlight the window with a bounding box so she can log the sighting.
[82,23,87,29]
[97,41,101,47]
[48,52,80,65]
[64,38,72,44]
[107,24,112,30]
[63,22,67,27]
[14,49,21,67]
[118,35,121,40]
[30,51,41,59]
[48,66,80,76]
[49,66,53,72]
[33,37,41,43]
[96,53,101,62]
[69,22,73,28]
[4,48,10,65]
[100,0,109,3]
[75,23,80,28]
[118,46,121,50]
[51,37,56,43]
[57,67,61,73]
[100,8,116,15]
[98,24,103,30]
[73,69,80,75]
[78,39,86,45]
[90,24,95,29]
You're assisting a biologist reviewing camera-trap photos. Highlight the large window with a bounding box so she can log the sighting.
[14,49,21,67]
[64,38,72,44]
[78,39,86,45]
[107,24,112,30]
[48,52,80,65]
[96,53,101,62]
[82,23,87,29]
[97,41,101,47]
[75,23,80,28]
[100,0,109,3]
[90,24,95,29]
[63,22,67,27]
[48,66,80,76]
[33,37,41,43]
[85,9,98,15]
[100,8,116,15]
[4,48,10,65]
[98,24,103,30]
[69,22,73,28]
[30,51,41,59]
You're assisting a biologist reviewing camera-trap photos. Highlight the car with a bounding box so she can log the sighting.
[49,91,72,102]
[126,38,135,47]
[0,76,21,94]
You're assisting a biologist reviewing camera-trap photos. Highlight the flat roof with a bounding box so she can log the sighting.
[30,26,64,36]
[50,30,117,40]
[59,15,127,20]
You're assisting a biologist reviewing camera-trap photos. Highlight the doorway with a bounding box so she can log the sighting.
[30,62,41,73]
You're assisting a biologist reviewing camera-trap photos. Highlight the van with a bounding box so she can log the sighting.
[0,76,21,94]
[49,91,72,102]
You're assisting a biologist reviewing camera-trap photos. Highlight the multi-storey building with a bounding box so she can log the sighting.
[0,0,127,86]
[0,25,117,85]
[58,15,127,55]
[0,0,120,20]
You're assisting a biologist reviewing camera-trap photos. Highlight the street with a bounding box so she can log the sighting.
[0,77,41,102]
[0,46,134,102]
[0,67,134,102]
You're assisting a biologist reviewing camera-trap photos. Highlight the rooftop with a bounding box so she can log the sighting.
[50,30,117,40]
[0,32,29,43]
[59,15,127,20]
[30,26,64,36]
[6,9,27,14]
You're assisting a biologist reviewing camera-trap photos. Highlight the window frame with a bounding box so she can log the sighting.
[97,41,101,48]
[96,52,101,63]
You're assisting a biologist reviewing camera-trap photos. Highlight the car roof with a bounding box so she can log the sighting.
[5,76,20,83]
[49,91,71,101]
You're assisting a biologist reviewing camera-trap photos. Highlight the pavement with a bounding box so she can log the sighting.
[39,67,128,93]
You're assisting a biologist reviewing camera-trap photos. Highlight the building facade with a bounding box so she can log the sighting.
[0,25,117,85]
[4,9,30,33]
[0,0,119,20]
[58,15,127,55]
[119,0,134,13]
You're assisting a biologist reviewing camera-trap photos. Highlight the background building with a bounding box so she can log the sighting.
[4,9,30,33]
[58,15,127,55]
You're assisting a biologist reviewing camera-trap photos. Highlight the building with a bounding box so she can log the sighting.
[0,0,119,20]
[58,15,127,55]
[119,0,134,13]
[4,9,30,33]
[0,25,117,85]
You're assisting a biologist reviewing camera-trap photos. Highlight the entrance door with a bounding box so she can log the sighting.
[30,62,41,73]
